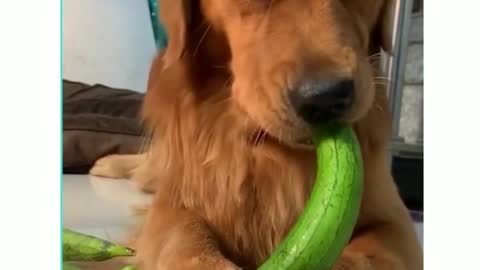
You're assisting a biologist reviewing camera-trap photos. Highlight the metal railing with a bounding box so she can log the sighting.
[384,0,423,159]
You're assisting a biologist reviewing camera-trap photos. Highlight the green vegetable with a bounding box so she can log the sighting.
[62,262,135,270]
[63,228,135,262]
[120,266,137,270]
[63,263,84,270]
[258,123,363,270]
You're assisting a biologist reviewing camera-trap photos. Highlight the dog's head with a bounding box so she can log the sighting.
[153,0,396,147]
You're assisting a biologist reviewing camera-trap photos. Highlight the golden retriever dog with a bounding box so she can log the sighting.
[90,0,423,269]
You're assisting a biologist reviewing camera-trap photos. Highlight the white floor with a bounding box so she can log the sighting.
[63,174,423,247]
[62,174,152,242]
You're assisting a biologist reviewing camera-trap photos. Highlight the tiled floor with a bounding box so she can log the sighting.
[63,174,423,248]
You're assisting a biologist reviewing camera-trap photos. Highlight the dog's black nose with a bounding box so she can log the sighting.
[288,79,354,126]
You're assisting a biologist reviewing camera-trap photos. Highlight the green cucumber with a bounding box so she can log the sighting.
[63,228,135,262]
[120,266,138,270]
[62,262,136,270]
[63,263,84,270]
[258,123,363,270]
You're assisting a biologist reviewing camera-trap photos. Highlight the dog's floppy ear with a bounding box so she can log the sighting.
[158,0,191,68]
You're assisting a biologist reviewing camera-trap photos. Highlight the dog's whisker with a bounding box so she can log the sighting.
[248,129,260,145]
[223,76,233,88]
[368,55,382,61]
[368,57,382,63]
[368,52,383,63]
[260,126,271,145]
[368,52,382,59]
[193,24,213,57]
[373,76,391,86]
[368,55,382,60]
[254,131,262,146]
[254,128,264,146]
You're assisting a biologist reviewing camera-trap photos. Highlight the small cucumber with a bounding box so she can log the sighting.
[63,263,84,270]
[258,123,363,270]
[63,262,136,270]
[63,228,135,262]
[120,266,138,270]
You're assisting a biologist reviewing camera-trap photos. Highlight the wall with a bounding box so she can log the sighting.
[62,0,157,92]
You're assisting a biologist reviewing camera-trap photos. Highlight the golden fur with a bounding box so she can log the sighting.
[90,0,423,269]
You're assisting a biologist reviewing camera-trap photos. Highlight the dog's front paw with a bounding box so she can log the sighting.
[89,154,134,179]
[331,252,372,270]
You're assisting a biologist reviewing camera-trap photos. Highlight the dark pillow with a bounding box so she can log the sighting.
[63,80,145,174]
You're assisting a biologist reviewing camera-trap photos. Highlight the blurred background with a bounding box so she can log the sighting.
[385,0,423,212]
[62,0,157,92]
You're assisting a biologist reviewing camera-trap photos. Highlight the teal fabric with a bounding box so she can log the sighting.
[148,0,168,49]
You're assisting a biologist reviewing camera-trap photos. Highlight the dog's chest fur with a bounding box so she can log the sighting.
[169,134,317,267]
